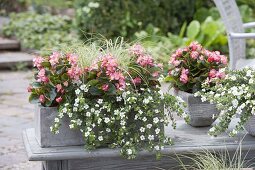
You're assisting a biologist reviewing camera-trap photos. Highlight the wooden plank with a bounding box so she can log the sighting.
[0,52,33,68]
[23,119,255,162]
[0,37,20,50]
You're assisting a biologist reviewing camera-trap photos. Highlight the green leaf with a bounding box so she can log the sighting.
[29,93,39,104]
[105,84,116,95]
[87,79,99,86]
[187,20,200,39]
[31,82,42,88]
[41,61,51,68]
[89,86,103,96]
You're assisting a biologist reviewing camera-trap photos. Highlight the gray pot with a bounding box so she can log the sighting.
[244,115,255,136]
[174,90,219,127]
[35,105,84,148]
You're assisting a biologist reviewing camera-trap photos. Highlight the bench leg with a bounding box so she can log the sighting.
[42,160,68,170]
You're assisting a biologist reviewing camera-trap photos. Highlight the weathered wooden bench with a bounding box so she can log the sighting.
[213,0,255,69]
[23,119,255,170]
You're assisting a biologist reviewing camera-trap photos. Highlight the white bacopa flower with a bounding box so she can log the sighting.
[140,135,145,140]
[97,99,103,104]
[62,108,67,113]
[201,96,207,102]
[231,76,237,81]
[95,104,99,107]
[50,126,53,132]
[104,117,110,124]
[146,124,152,129]
[97,118,102,124]
[140,127,145,132]
[106,128,111,132]
[55,130,59,134]
[73,107,78,112]
[148,96,153,100]
[84,104,89,109]
[116,96,122,102]
[127,149,132,155]
[126,91,131,95]
[249,79,254,84]
[90,108,95,112]
[138,110,143,114]
[155,128,160,134]
[232,129,237,135]
[94,110,100,116]
[84,131,90,137]
[120,120,126,126]
[75,98,80,103]
[154,145,160,151]
[143,98,150,104]
[69,124,74,129]
[155,109,159,113]
[142,117,147,122]
[120,112,125,119]
[148,135,154,141]
[246,70,252,77]
[232,99,239,108]
[68,112,73,117]
[134,114,138,120]
[98,136,103,141]
[209,127,215,133]
[75,89,81,95]
[76,119,82,126]
[74,103,79,107]
[59,112,64,118]
[87,127,92,132]
[153,117,159,124]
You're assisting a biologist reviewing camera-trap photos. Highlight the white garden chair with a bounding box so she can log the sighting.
[213,0,255,69]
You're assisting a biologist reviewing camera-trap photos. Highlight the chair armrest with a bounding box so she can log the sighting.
[243,22,255,29]
[229,32,255,39]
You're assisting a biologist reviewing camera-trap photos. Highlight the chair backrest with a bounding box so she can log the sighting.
[213,0,246,69]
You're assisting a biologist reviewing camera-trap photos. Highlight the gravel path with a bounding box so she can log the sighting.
[0,71,40,170]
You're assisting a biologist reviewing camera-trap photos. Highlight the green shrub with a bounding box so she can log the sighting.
[74,0,197,40]
[2,12,78,51]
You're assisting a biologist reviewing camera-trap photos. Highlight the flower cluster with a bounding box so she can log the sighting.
[195,67,255,136]
[28,52,81,107]
[167,42,228,93]
[29,43,187,159]
[51,83,186,159]
[128,44,163,88]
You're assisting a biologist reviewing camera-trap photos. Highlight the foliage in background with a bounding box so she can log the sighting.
[2,12,78,51]
[74,0,197,40]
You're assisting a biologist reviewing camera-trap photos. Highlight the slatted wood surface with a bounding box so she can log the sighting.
[23,119,255,169]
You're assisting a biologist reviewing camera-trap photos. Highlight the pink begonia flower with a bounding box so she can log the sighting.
[39,95,45,103]
[56,84,62,93]
[137,54,154,67]
[181,68,189,75]
[129,44,144,56]
[102,84,109,91]
[189,41,202,51]
[199,55,204,60]
[56,97,62,103]
[157,63,163,69]
[37,69,49,83]
[27,85,32,92]
[66,53,78,65]
[208,51,221,63]
[180,74,188,84]
[190,51,199,59]
[175,48,183,57]
[132,77,142,85]
[152,71,159,77]
[49,52,60,66]
[33,56,44,68]
[63,81,68,87]
[209,69,217,78]
[216,71,225,79]
[67,66,82,80]
[220,55,228,65]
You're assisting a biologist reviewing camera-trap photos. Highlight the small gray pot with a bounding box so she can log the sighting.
[35,105,84,148]
[174,90,219,127]
[244,115,255,136]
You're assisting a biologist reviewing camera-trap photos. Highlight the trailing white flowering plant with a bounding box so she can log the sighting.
[195,67,255,137]
[50,43,187,159]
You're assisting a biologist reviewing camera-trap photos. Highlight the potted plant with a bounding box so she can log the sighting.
[195,67,255,137]
[166,41,228,127]
[28,52,85,147]
[28,42,187,159]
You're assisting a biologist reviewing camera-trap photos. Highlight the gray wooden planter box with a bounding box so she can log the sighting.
[245,115,255,136]
[174,90,219,127]
[35,105,84,147]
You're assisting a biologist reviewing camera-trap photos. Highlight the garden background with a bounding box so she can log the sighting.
[0,0,255,169]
